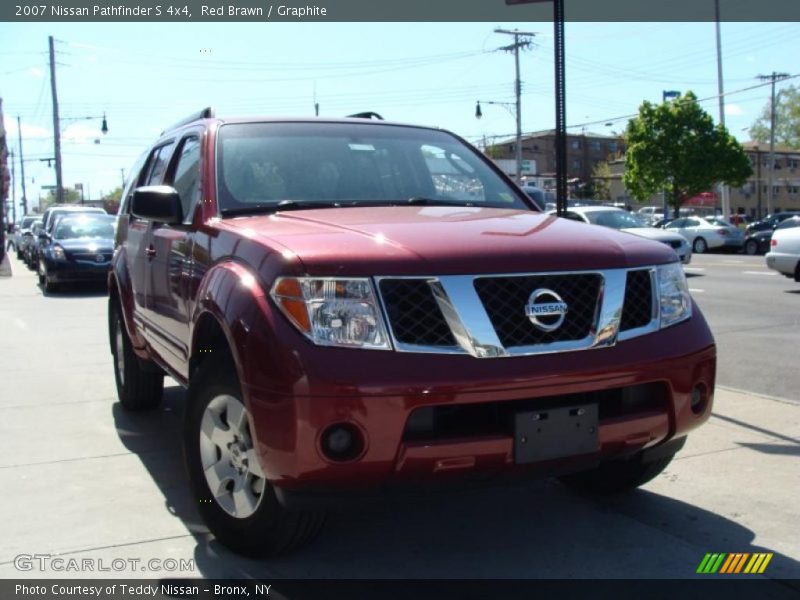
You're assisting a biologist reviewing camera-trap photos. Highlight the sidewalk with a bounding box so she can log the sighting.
[0,252,11,277]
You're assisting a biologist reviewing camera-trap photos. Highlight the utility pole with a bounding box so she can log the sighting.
[714,1,730,219]
[494,28,535,183]
[9,150,16,224]
[17,116,28,215]
[49,35,64,204]
[757,71,790,215]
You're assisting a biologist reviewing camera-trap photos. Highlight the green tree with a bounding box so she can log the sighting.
[749,84,800,149]
[103,186,123,203]
[591,160,612,201]
[624,92,752,217]
[41,188,81,209]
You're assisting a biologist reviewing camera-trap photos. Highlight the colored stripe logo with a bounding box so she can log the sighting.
[697,553,773,574]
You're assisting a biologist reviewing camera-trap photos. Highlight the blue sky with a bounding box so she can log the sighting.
[2,21,798,214]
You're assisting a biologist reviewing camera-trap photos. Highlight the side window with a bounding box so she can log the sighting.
[168,136,201,223]
[667,219,684,228]
[145,142,176,186]
[686,218,701,227]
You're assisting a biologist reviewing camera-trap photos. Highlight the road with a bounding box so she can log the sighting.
[685,253,799,400]
[0,252,797,586]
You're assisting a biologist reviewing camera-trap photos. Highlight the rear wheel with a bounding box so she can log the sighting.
[184,352,325,557]
[110,303,163,410]
[794,261,800,282]
[560,453,675,495]
[693,237,708,254]
[744,239,759,256]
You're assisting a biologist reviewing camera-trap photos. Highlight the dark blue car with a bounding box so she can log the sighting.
[38,214,116,293]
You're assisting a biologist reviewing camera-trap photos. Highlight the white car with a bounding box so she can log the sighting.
[664,216,744,254]
[766,225,800,281]
[552,206,692,264]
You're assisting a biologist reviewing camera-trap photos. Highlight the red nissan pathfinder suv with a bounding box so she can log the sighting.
[109,109,716,556]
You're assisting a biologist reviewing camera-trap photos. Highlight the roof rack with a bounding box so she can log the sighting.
[346,111,384,120]
[161,107,215,134]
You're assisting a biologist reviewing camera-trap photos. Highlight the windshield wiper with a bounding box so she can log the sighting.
[405,197,475,207]
[220,200,343,217]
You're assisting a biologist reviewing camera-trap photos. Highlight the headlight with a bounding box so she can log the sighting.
[51,245,66,260]
[656,262,692,328]
[271,277,391,350]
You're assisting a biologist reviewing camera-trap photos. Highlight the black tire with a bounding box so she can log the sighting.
[184,352,325,557]
[559,453,675,495]
[693,237,707,254]
[110,302,163,410]
[744,239,759,256]
[794,261,800,283]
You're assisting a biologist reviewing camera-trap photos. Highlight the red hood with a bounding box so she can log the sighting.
[216,206,676,276]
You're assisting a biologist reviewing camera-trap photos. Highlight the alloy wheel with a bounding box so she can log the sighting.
[199,394,265,519]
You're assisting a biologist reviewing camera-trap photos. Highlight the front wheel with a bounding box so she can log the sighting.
[184,353,324,557]
[559,453,675,495]
[744,239,759,256]
[110,303,163,410]
[693,237,708,254]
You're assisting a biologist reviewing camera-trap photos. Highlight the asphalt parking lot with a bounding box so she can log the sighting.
[0,252,797,586]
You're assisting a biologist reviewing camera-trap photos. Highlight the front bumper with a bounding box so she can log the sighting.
[242,305,716,503]
[45,258,111,283]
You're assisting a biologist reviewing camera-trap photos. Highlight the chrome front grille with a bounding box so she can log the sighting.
[377,267,659,358]
[474,274,602,347]
[620,269,655,331]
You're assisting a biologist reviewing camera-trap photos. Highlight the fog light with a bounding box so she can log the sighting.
[321,423,364,462]
[690,384,708,415]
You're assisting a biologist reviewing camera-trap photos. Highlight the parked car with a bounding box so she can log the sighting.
[665,216,744,253]
[518,184,550,211]
[766,221,800,281]
[728,214,753,229]
[110,109,715,557]
[13,215,39,259]
[37,214,116,293]
[745,211,800,235]
[25,220,46,269]
[552,206,691,264]
[16,216,41,262]
[40,204,107,234]
[636,206,663,225]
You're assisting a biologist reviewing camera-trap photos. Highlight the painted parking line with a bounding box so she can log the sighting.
[689,288,705,293]
[742,271,777,276]
[684,267,705,272]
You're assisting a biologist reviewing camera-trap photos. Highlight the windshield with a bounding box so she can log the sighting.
[216,122,530,214]
[53,217,115,240]
[20,216,37,229]
[584,210,647,229]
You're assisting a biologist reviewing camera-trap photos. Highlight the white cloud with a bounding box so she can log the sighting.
[62,122,103,143]
[3,117,50,139]
[28,67,44,78]
[725,104,744,117]
[746,55,756,64]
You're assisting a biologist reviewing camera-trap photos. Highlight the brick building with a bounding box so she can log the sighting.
[487,130,625,188]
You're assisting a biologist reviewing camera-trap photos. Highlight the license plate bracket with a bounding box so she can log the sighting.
[514,404,599,464]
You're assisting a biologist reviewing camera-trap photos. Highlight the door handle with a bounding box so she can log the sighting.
[145,245,156,259]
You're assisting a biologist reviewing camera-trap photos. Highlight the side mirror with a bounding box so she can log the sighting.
[131,186,183,225]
